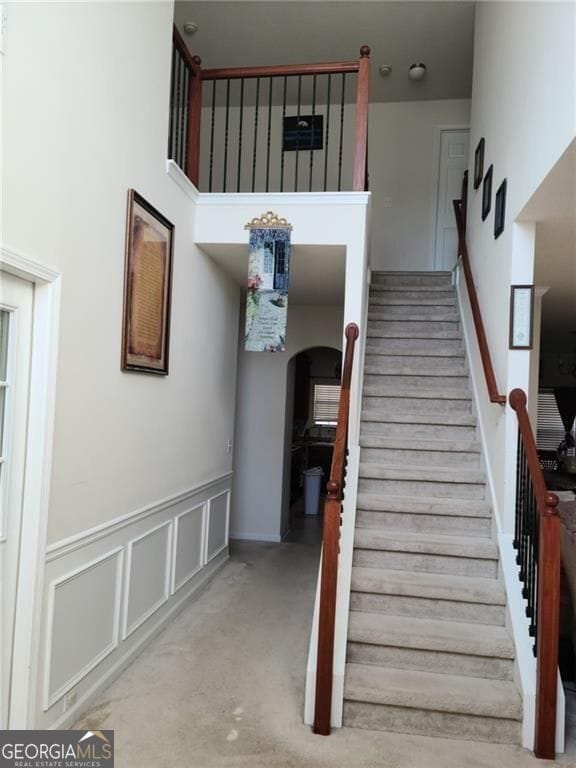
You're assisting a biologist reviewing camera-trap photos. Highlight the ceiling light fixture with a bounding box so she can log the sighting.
[183,21,198,35]
[379,64,392,77]
[408,63,427,81]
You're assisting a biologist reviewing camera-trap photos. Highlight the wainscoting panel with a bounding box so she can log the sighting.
[123,521,172,639]
[172,504,205,594]
[206,491,229,563]
[44,548,123,710]
[36,473,232,730]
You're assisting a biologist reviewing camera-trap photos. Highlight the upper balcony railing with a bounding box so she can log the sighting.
[169,28,370,194]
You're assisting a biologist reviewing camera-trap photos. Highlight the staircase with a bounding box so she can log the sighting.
[342,271,522,743]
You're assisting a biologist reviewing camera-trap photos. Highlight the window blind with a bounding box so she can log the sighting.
[536,390,574,450]
[313,384,341,425]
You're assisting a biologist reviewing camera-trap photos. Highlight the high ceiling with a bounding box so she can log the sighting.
[174,1,475,103]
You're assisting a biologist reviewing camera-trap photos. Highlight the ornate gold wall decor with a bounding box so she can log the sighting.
[244,211,293,231]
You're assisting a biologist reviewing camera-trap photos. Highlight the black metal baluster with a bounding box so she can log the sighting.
[323,74,332,192]
[179,53,187,170]
[308,74,317,192]
[223,79,231,192]
[209,79,216,193]
[168,46,177,159]
[280,76,287,192]
[294,75,302,192]
[514,431,522,550]
[237,79,245,193]
[266,77,273,193]
[252,77,260,193]
[338,72,346,191]
[183,66,189,174]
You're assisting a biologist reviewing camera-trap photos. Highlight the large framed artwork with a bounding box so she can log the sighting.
[121,190,174,374]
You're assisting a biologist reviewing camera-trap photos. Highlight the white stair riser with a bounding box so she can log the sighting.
[357,477,486,500]
[353,549,498,578]
[356,510,491,537]
[361,421,477,440]
[350,593,506,626]
[362,397,471,416]
[360,447,480,467]
[365,339,464,356]
[342,702,520,744]
[363,374,470,390]
[346,643,514,681]
[371,273,452,287]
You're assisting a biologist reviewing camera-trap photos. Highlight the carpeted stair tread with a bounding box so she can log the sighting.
[354,529,498,559]
[358,463,485,485]
[347,612,515,659]
[361,410,477,426]
[359,436,480,452]
[351,567,505,604]
[344,663,522,720]
[355,493,491,518]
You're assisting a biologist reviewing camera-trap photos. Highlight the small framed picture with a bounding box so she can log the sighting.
[482,164,493,221]
[494,179,507,239]
[509,285,534,350]
[122,190,174,375]
[473,138,485,190]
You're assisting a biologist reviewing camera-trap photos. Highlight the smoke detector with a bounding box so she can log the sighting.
[183,22,198,35]
[379,65,392,77]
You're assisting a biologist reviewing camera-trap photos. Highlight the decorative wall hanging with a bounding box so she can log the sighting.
[244,211,292,352]
[473,138,485,190]
[482,164,493,221]
[509,285,534,350]
[121,189,174,374]
[494,178,507,238]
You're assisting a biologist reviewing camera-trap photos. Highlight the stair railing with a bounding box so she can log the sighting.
[313,322,359,736]
[509,389,560,760]
[453,172,506,405]
[169,26,370,193]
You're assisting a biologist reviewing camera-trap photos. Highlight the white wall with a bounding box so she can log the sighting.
[200,98,470,271]
[2,1,239,728]
[233,305,343,542]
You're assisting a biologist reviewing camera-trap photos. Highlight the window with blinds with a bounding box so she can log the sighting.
[313,384,341,425]
[536,390,575,450]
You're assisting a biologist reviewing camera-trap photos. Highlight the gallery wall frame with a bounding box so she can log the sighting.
[494,178,507,239]
[482,164,493,222]
[509,284,534,350]
[474,137,485,190]
[121,190,174,375]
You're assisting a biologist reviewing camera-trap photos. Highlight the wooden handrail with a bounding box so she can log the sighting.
[353,46,370,192]
[453,190,506,405]
[509,388,560,760]
[173,26,202,76]
[201,60,362,81]
[313,322,359,736]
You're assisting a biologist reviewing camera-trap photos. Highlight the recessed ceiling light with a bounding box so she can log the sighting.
[408,63,427,81]
[379,65,392,77]
[183,22,198,35]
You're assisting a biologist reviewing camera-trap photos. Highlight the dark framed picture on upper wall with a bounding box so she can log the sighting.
[482,164,493,221]
[121,189,174,375]
[473,138,485,189]
[494,179,507,238]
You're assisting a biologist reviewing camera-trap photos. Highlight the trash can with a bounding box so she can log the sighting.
[303,467,324,516]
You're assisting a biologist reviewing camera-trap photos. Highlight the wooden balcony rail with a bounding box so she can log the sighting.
[453,172,506,405]
[169,26,370,193]
[313,322,359,736]
[509,388,560,760]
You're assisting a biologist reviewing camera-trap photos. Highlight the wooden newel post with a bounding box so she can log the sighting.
[187,55,202,188]
[535,491,560,760]
[353,46,370,191]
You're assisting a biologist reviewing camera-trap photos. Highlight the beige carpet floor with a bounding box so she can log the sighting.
[75,537,576,767]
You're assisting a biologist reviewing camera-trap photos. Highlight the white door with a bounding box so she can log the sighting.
[0,273,33,728]
[434,129,470,271]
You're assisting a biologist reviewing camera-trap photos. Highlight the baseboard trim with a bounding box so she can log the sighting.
[48,549,229,730]
[229,532,282,543]
[46,473,233,562]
